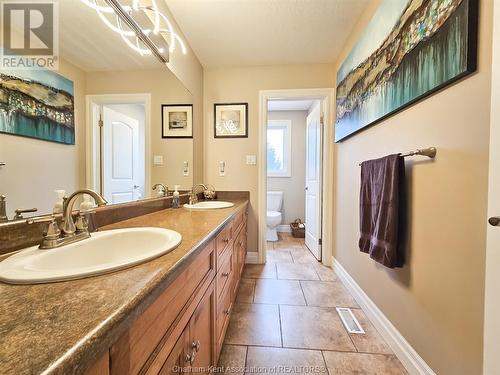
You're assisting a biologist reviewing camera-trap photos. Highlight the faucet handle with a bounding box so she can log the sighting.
[14,208,38,220]
[75,212,89,234]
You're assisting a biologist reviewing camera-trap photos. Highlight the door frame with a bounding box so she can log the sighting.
[258,88,335,266]
[85,94,152,198]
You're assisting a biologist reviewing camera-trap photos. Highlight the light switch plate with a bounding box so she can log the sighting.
[153,155,164,166]
[246,155,257,165]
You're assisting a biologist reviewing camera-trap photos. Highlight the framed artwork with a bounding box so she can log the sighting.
[161,104,193,138]
[214,103,248,138]
[335,0,479,142]
[0,68,75,145]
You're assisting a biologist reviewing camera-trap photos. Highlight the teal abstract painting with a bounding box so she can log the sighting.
[335,0,478,142]
[0,67,75,145]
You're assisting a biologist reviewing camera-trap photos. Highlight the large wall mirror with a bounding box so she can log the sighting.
[0,1,197,220]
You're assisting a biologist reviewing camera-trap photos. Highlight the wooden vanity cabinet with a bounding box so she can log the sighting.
[99,205,247,375]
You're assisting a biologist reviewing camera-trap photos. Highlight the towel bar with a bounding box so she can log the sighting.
[358,147,437,166]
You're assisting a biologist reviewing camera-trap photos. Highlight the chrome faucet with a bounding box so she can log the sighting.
[28,189,107,249]
[152,183,169,197]
[0,195,7,222]
[189,184,208,205]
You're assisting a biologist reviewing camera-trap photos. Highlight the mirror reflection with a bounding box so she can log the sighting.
[0,0,195,220]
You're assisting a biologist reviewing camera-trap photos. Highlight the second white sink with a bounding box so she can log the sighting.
[0,227,182,284]
[184,201,235,210]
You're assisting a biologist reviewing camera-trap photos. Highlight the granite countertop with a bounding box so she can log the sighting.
[0,199,248,375]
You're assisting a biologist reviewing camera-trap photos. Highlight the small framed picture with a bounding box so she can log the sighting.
[214,103,248,138]
[161,104,193,138]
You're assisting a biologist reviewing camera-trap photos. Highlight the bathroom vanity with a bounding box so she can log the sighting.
[0,197,248,375]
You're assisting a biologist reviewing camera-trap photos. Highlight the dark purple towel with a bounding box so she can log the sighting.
[359,154,405,268]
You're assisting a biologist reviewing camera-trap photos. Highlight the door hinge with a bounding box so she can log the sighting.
[98,114,104,128]
[318,238,322,246]
[320,114,324,126]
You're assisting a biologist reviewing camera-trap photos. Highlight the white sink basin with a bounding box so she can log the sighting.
[184,201,235,210]
[0,227,182,284]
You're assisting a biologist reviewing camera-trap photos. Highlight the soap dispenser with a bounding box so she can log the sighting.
[53,190,66,214]
[172,185,180,208]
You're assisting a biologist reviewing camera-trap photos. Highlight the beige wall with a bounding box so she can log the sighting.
[86,68,197,192]
[333,0,493,374]
[203,64,334,252]
[267,110,307,224]
[0,58,86,217]
[484,1,500,373]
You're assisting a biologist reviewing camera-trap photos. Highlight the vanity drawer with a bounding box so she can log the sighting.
[216,248,233,299]
[110,239,215,375]
[216,222,233,260]
[216,279,233,350]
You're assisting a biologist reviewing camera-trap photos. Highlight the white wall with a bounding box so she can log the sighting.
[267,110,307,224]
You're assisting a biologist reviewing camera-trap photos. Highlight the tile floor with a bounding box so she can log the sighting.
[219,233,407,375]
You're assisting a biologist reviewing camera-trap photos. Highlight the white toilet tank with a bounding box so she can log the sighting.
[267,191,283,212]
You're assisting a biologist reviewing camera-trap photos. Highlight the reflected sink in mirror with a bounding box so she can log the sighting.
[0,227,181,285]
[183,201,235,210]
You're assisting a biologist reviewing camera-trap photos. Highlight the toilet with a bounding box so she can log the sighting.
[267,191,283,242]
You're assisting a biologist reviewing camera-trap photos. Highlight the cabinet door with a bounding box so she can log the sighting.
[159,328,190,375]
[188,282,216,375]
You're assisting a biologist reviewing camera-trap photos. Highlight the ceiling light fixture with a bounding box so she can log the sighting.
[80,0,187,64]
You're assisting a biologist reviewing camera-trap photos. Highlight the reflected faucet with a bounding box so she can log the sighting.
[189,184,208,205]
[152,183,168,197]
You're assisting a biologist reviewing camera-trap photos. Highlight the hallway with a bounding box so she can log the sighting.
[219,233,407,375]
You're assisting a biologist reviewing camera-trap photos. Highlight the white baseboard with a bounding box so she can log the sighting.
[245,252,259,264]
[277,225,291,233]
[332,257,436,375]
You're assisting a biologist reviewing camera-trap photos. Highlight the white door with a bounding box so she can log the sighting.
[483,2,500,373]
[102,106,142,204]
[305,102,322,260]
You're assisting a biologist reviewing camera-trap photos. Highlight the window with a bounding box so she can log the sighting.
[267,120,291,177]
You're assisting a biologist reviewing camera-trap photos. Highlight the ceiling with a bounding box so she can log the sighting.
[268,99,315,111]
[164,0,369,68]
[59,1,161,72]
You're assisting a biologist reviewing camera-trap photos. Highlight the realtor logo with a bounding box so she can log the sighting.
[1,1,59,70]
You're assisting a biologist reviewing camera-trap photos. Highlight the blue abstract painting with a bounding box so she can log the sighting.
[0,66,75,144]
[335,0,478,142]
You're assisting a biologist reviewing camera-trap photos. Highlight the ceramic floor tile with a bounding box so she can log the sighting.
[280,305,355,351]
[236,278,255,303]
[276,263,319,281]
[313,264,339,282]
[254,279,306,305]
[300,281,358,308]
[266,250,294,263]
[225,303,282,347]
[245,346,327,375]
[218,345,247,374]
[290,248,319,264]
[349,309,393,354]
[322,351,407,375]
[242,264,277,279]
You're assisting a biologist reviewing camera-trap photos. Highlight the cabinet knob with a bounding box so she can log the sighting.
[192,340,200,352]
[224,308,231,315]
[223,238,229,243]
[185,351,196,365]
[222,272,230,277]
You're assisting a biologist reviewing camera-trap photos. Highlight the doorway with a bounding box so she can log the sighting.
[259,89,334,265]
[86,94,151,204]
[265,99,323,260]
